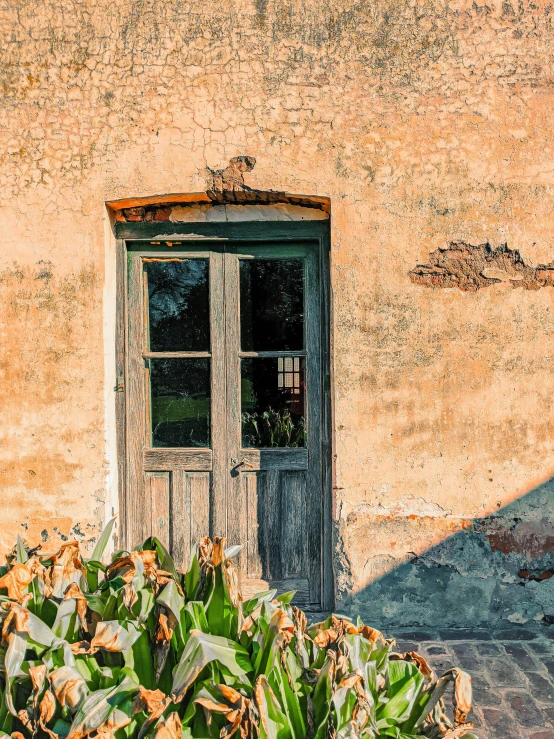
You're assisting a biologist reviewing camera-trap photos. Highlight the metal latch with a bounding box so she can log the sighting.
[115,376,125,392]
[231,458,254,470]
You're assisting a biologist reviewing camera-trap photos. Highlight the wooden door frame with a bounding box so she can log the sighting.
[115,219,334,611]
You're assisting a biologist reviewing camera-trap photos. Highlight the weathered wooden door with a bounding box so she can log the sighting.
[125,239,326,609]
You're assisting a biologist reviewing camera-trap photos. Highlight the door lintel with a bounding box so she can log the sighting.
[107,190,330,214]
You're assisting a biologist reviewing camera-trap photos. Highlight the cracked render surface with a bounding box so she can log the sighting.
[1,0,554,628]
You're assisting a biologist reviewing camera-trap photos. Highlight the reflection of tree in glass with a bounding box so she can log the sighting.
[240,259,304,351]
[146,261,209,352]
[150,359,210,448]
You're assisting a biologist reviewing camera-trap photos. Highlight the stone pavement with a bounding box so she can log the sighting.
[391,626,554,738]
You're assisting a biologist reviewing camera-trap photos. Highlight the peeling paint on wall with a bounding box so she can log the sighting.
[409,242,554,291]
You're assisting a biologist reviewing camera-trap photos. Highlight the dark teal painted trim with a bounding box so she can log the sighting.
[116,219,329,241]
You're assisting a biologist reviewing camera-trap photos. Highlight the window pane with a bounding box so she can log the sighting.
[145,260,209,352]
[241,357,306,448]
[150,358,210,447]
[240,259,304,351]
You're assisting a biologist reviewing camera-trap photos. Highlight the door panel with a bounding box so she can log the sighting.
[126,248,225,551]
[280,471,307,578]
[169,470,211,570]
[224,245,322,608]
[126,240,325,609]
[145,471,170,543]
[233,470,309,606]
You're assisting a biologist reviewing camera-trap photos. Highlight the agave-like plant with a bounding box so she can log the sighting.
[241,410,306,448]
[0,523,477,739]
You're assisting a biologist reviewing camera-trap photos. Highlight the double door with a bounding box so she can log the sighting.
[125,240,324,608]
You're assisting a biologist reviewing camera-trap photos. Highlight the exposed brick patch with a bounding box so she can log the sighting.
[145,206,172,222]
[206,155,256,193]
[409,242,554,291]
[121,206,146,221]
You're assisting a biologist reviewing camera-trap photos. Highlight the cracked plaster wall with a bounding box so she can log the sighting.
[1,0,554,625]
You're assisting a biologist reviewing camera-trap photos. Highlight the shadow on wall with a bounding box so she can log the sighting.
[336,477,554,630]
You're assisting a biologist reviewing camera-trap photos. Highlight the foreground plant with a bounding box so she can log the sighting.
[0,523,477,739]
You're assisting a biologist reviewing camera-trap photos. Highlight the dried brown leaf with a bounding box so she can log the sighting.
[105,555,136,583]
[49,542,84,599]
[88,713,132,739]
[253,676,278,738]
[443,724,476,738]
[136,550,157,570]
[29,664,48,698]
[337,672,364,691]
[197,686,249,739]
[391,651,436,682]
[2,564,33,599]
[358,625,385,649]
[135,551,161,588]
[240,603,263,638]
[269,609,294,634]
[64,583,88,632]
[122,583,138,611]
[137,697,171,739]
[39,690,56,725]
[194,697,231,714]
[453,669,473,725]
[152,712,182,739]
[225,561,241,608]
[218,685,243,705]
[198,537,213,565]
[0,557,44,603]
[2,602,30,642]
[92,727,115,739]
[313,616,350,650]
[132,687,167,716]
[70,640,96,655]
[154,612,175,643]
[49,666,87,710]
[17,708,34,733]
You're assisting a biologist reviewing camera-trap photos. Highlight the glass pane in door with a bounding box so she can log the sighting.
[240,259,304,351]
[144,258,211,448]
[241,357,306,447]
[145,260,209,351]
[150,358,210,447]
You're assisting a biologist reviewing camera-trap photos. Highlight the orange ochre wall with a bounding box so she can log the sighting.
[1,0,554,626]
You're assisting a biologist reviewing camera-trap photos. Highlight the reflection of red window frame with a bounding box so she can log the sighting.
[278,356,305,415]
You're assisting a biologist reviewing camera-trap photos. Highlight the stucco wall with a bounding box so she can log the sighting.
[1,0,554,627]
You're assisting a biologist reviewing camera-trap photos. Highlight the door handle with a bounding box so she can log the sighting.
[231,458,254,471]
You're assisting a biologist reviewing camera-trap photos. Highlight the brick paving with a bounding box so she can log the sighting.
[391,626,554,738]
